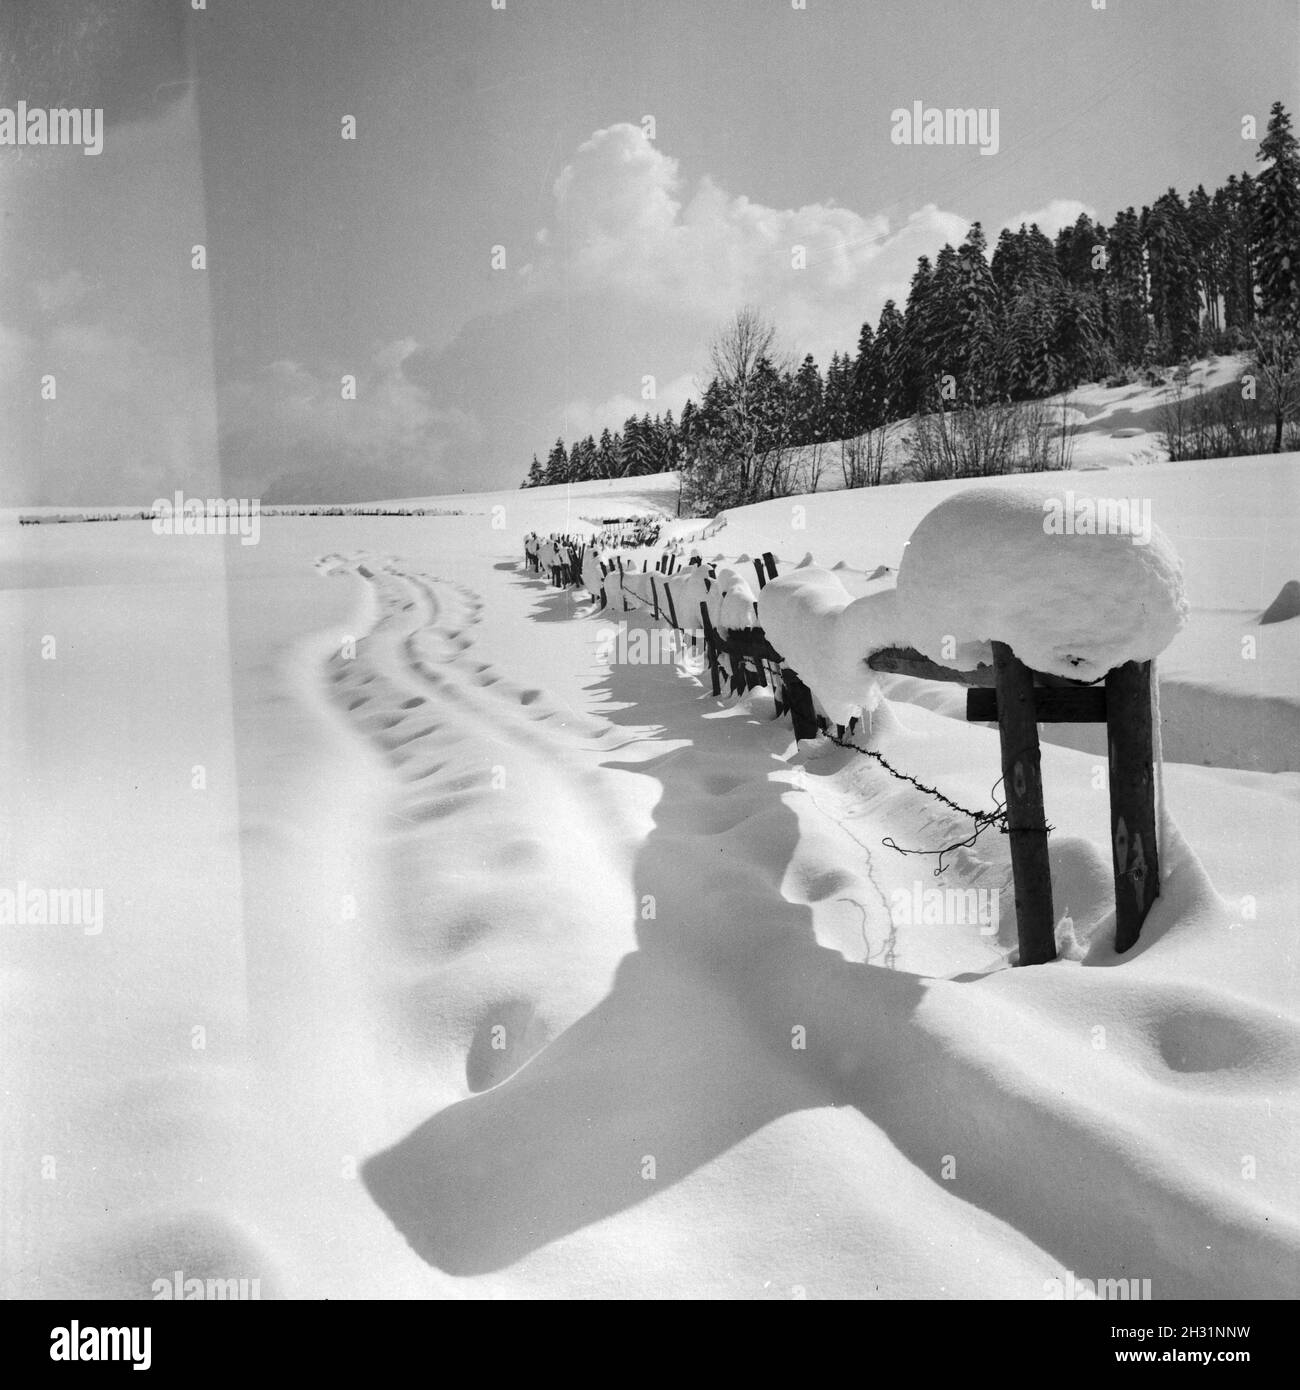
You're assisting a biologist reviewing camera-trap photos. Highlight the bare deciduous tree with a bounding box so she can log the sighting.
[1249,318,1300,452]
[708,305,779,399]
[705,306,791,504]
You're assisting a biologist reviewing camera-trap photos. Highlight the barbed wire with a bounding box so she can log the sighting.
[825,729,1033,875]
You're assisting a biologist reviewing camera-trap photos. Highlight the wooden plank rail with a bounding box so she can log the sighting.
[967,686,1109,723]
[708,627,785,664]
[867,646,996,687]
[867,645,1099,691]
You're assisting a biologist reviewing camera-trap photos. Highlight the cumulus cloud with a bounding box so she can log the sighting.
[540,123,968,364]
[218,339,480,503]
[998,198,1097,241]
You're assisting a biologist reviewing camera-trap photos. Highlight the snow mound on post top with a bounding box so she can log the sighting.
[897,484,1188,681]
[758,566,909,726]
[581,548,605,597]
[707,564,759,633]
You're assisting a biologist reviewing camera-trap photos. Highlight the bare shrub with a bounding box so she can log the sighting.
[906,393,1077,480]
[839,425,890,489]
[1158,370,1298,461]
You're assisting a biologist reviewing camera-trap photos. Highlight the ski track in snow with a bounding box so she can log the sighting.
[6,465,1294,1300]
[313,547,1300,1297]
[317,552,639,1090]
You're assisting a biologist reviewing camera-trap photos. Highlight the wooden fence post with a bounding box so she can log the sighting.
[992,641,1057,965]
[781,669,820,741]
[1105,659,1159,952]
[699,601,722,696]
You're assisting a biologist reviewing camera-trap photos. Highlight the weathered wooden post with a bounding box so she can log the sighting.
[871,642,1162,960]
[991,641,1057,965]
[663,582,680,633]
[963,655,1158,956]
[748,552,778,590]
[1105,659,1159,952]
[781,668,821,742]
[698,600,723,696]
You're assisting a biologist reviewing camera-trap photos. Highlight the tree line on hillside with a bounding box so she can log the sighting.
[522,100,1300,506]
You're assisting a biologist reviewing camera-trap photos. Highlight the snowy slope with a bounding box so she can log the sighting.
[1,445,1297,1300]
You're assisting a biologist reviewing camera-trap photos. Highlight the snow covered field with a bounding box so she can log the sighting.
[2,437,1298,1299]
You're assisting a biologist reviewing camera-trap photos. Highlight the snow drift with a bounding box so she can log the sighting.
[897,484,1189,680]
[757,566,908,726]
[5,458,1297,1302]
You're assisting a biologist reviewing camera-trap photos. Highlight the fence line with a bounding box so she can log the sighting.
[526,526,1164,964]
[537,538,1014,880]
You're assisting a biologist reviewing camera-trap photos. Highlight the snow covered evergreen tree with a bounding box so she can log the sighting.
[1105,208,1150,364]
[1254,101,1300,319]
[1145,190,1202,358]
[791,354,825,444]
[952,223,1001,402]
[545,438,569,485]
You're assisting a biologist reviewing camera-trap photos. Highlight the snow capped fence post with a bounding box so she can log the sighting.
[991,641,1057,966]
[896,484,1188,961]
[1105,659,1159,952]
[964,653,1161,958]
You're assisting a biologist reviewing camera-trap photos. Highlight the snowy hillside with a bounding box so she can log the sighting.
[1,442,1297,1301]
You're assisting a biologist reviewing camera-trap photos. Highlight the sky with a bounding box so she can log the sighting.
[0,0,1296,505]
